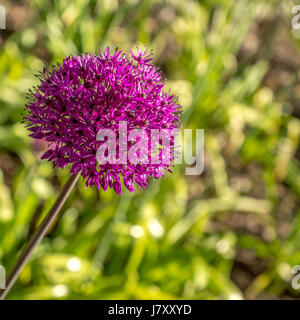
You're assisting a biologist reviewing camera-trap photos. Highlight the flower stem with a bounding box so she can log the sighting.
[0,172,81,300]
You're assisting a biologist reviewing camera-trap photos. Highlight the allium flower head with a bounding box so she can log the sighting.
[25,47,182,195]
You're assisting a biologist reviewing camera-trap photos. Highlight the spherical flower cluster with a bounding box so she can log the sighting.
[25,47,182,195]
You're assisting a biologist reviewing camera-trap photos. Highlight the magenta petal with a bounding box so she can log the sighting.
[113,180,122,196]
[41,149,54,160]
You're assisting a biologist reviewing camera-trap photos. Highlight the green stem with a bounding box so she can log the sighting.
[0,172,81,300]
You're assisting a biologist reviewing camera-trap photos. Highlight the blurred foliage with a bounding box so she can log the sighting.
[0,0,300,299]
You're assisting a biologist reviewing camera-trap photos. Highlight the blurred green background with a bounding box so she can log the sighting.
[0,0,300,300]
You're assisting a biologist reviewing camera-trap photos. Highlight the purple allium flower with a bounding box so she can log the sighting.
[25,47,182,195]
